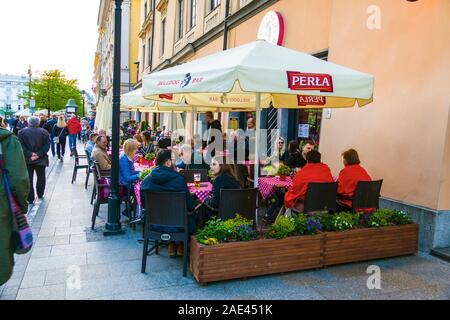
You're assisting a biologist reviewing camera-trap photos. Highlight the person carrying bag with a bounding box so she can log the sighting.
[0,128,31,286]
[53,127,63,144]
[0,144,33,253]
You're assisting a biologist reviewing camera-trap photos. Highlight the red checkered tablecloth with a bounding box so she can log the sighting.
[187,183,213,203]
[133,162,154,216]
[258,176,293,200]
[134,178,213,216]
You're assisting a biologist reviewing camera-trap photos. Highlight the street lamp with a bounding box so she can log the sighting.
[80,90,86,116]
[104,0,125,236]
[65,98,78,115]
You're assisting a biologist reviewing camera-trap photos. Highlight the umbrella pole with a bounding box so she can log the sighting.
[254,92,261,226]
[171,110,175,150]
[254,93,261,188]
[192,106,196,143]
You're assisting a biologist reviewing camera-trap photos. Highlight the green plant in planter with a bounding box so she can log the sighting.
[277,164,291,177]
[293,213,322,235]
[268,215,295,239]
[315,212,334,232]
[196,218,228,245]
[367,210,389,228]
[331,212,357,231]
[388,209,413,225]
[222,214,255,241]
[196,215,256,245]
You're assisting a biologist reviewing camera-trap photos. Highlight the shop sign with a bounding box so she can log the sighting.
[257,11,284,46]
[297,95,326,106]
[157,74,203,87]
[287,71,333,92]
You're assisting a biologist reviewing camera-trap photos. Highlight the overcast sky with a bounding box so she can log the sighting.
[0,0,100,94]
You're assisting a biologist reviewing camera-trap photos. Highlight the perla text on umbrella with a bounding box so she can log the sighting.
[287,71,333,92]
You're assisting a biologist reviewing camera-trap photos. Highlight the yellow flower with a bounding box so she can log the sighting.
[204,238,219,245]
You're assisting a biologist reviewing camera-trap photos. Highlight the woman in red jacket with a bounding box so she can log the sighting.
[336,149,371,211]
[284,150,333,211]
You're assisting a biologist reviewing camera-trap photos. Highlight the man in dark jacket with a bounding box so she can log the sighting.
[140,149,197,256]
[44,115,57,156]
[0,127,30,285]
[18,116,50,204]
[141,149,195,211]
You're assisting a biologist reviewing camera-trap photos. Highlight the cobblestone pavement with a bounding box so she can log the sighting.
[1,145,450,300]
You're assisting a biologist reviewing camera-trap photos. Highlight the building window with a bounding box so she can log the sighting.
[144,1,148,19]
[209,0,220,12]
[176,0,184,41]
[147,37,152,69]
[142,44,146,70]
[160,18,166,56]
[189,0,197,29]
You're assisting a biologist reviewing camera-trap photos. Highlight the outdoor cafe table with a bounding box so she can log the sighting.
[258,176,293,201]
[187,182,213,203]
[133,164,213,216]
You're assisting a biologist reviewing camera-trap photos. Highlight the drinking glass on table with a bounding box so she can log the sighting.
[194,173,201,188]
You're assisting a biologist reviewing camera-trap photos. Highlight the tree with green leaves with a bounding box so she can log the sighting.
[18,70,83,117]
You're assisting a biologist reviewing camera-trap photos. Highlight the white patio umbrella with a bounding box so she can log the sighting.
[142,40,374,188]
[94,96,104,131]
[14,109,48,117]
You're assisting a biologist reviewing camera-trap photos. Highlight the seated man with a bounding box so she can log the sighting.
[337,148,372,211]
[91,135,111,172]
[175,144,209,170]
[284,150,334,211]
[140,149,197,257]
[85,133,98,157]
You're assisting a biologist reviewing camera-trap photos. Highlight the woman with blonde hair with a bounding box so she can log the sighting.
[119,139,141,218]
[52,116,69,162]
[267,136,288,164]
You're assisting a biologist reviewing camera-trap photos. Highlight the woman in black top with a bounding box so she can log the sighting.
[52,116,69,161]
[208,158,241,208]
[202,157,241,224]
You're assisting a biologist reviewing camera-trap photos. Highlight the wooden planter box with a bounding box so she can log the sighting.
[323,224,419,267]
[190,234,323,285]
[189,224,419,284]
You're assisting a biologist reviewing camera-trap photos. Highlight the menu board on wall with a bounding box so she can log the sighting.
[298,124,309,138]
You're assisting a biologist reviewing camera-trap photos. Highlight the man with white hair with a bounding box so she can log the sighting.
[18,116,50,204]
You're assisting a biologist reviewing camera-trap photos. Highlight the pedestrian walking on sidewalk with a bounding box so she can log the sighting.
[67,114,82,156]
[52,116,69,162]
[18,116,50,204]
[0,128,30,286]
[43,114,58,157]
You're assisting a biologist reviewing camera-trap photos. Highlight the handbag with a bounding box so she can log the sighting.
[53,126,64,144]
[0,143,33,254]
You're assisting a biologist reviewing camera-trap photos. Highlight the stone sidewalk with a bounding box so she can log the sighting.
[1,146,450,300]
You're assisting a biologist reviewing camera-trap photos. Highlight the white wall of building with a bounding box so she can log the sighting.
[0,74,28,112]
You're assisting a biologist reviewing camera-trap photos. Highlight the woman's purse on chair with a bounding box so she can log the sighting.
[0,144,33,254]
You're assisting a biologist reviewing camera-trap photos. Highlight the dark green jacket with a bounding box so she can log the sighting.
[0,128,30,286]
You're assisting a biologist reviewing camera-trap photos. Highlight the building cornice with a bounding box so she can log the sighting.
[138,11,154,39]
